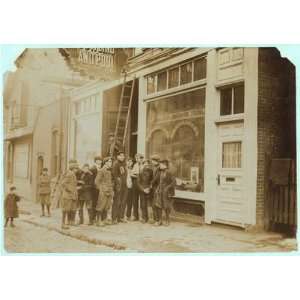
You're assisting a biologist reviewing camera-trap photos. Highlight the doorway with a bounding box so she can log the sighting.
[214,122,246,227]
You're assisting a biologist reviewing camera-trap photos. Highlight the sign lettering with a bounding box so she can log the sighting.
[78,48,115,67]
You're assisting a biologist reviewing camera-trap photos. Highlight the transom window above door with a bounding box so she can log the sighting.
[146,56,207,95]
[220,85,244,116]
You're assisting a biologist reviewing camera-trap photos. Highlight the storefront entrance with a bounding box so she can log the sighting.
[214,122,246,227]
[102,80,139,158]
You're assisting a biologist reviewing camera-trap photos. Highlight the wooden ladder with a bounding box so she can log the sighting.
[110,74,135,156]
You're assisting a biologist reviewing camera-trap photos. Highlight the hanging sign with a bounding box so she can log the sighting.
[78,48,115,67]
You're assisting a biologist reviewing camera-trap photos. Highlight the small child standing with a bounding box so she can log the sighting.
[38,168,51,217]
[4,186,21,227]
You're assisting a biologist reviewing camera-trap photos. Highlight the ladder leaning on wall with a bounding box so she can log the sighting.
[110,73,135,157]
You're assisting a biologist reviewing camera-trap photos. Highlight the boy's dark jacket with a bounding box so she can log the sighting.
[137,166,153,192]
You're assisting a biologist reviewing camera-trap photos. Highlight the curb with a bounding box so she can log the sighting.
[21,219,128,251]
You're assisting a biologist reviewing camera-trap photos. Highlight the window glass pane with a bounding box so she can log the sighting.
[168,68,179,88]
[75,114,101,165]
[194,57,207,81]
[147,75,156,94]
[234,85,244,114]
[147,89,205,193]
[157,71,167,92]
[180,62,192,85]
[220,88,232,116]
[222,142,242,168]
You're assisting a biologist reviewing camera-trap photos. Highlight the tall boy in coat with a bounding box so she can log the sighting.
[137,159,153,223]
[60,159,78,229]
[152,159,176,226]
[95,157,114,226]
[90,156,103,224]
[111,151,127,224]
[150,154,160,222]
[77,164,94,225]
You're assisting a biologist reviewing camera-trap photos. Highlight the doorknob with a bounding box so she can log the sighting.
[216,174,220,185]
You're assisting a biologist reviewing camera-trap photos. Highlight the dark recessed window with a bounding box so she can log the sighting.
[157,71,167,92]
[168,67,179,88]
[180,62,192,85]
[220,88,232,116]
[220,85,244,116]
[233,85,244,114]
[194,57,207,81]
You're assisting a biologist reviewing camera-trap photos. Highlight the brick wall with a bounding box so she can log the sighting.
[256,48,296,228]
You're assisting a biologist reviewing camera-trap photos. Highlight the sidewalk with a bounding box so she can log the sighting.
[16,200,297,253]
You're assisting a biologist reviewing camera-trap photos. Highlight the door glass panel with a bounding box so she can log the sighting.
[222,142,242,168]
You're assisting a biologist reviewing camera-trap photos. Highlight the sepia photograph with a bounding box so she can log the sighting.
[2,47,298,253]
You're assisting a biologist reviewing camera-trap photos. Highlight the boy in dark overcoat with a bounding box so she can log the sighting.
[111,151,127,224]
[95,157,114,226]
[152,159,176,226]
[77,164,94,225]
[137,159,153,223]
[60,159,78,229]
[150,154,160,222]
[90,156,103,224]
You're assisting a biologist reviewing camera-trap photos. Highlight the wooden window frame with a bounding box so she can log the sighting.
[145,55,207,96]
[220,84,244,117]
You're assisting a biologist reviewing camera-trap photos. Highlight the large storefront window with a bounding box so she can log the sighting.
[72,93,101,165]
[146,88,205,193]
[74,114,101,165]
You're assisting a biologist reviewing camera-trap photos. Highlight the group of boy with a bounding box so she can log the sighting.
[36,149,175,229]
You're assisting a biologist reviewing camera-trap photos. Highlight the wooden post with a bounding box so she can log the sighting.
[264,153,271,230]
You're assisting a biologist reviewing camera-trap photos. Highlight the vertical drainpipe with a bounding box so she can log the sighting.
[58,84,63,174]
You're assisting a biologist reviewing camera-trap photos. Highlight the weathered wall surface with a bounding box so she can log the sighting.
[256,48,296,227]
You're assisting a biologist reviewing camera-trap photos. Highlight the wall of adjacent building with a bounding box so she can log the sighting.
[256,48,296,228]
[3,48,86,201]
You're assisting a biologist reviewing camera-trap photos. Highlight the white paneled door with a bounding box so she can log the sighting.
[214,122,247,227]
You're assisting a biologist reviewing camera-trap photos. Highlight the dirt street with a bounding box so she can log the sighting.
[4,221,118,253]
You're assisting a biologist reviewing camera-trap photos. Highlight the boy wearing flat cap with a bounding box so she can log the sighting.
[111,150,127,224]
[90,156,103,224]
[152,159,176,226]
[150,154,160,222]
[60,159,78,229]
[95,157,114,226]
[38,167,51,217]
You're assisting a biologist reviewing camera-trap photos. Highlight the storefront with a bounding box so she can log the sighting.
[67,47,296,229]
[131,48,258,227]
